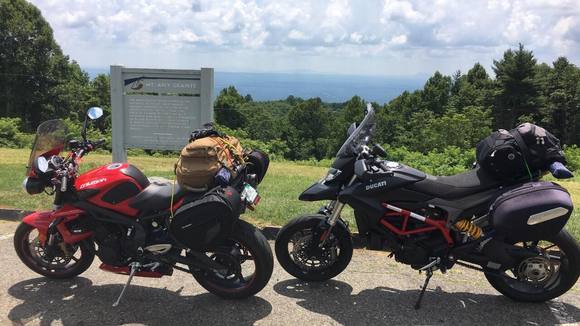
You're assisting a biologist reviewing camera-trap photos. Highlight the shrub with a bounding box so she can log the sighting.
[0,117,23,148]
[564,145,580,172]
[384,145,474,175]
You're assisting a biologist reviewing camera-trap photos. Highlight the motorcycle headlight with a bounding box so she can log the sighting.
[23,177,45,195]
[320,168,342,183]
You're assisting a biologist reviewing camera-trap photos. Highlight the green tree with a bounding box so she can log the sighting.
[0,0,92,130]
[492,43,539,128]
[420,71,452,115]
[537,58,580,144]
[214,86,248,129]
[284,98,331,160]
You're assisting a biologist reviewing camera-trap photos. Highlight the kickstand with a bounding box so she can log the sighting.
[112,263,139,307]
[414,270,432,310]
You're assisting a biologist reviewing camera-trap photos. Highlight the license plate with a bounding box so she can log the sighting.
[242,184,260,206]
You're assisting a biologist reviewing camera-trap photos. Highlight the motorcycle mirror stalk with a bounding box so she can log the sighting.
[371,143,387,157]
[81,107,104,141]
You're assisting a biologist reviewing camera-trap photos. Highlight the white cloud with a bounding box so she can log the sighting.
[390,34,408,45]
[28,0,580,75]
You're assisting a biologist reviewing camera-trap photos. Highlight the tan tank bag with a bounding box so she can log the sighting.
[175,136,244,190]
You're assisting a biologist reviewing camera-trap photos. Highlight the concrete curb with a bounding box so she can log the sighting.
[0,209,365,248]
[0,209,33,221]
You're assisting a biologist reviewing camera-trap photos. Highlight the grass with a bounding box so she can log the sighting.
[0,148,577,240]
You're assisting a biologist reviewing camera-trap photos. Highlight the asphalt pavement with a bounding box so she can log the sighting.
[0,219,578,326]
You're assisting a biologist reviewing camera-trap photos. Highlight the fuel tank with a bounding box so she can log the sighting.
[338,163,429,223]
[75,163,150,216]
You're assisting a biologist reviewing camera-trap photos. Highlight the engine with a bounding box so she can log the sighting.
[394,235,447,269]
[92,223,127,266]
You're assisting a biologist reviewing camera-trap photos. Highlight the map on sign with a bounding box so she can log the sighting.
[111,66,214,162]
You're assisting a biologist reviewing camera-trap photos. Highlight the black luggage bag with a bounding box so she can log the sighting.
[489,181,573,241]
[245,149,270,185]
[169,186,242,250]
[476,123,566,180]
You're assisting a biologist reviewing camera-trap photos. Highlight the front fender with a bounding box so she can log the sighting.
[22,205,92,245]
[299,182,340,201]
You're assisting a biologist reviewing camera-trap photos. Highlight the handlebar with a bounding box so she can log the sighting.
[92,139,106,148]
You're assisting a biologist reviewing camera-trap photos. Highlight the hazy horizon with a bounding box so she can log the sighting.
[85,68,425,103]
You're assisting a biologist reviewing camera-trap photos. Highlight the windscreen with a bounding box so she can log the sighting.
[26,120,67,176]
[335,104,375,158]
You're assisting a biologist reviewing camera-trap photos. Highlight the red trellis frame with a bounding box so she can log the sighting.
[379,203,454,246]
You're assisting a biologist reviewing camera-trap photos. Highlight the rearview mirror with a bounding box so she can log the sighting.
[82,107,103,141]
[87,107,103,120]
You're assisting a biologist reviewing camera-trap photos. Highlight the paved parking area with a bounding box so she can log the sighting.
[0,219,578,325]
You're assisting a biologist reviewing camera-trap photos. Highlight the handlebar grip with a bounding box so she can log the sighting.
[93,139,106,147]
[549,161,574,179]
[60,175,68,192]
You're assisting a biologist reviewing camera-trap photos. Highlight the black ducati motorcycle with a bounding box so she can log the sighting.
[275,104,579,308]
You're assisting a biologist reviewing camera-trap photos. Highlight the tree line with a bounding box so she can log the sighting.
[214,45,579,159]
[1,0,579,173]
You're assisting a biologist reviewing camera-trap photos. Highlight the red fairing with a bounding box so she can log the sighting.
[22,205,92,245]
[75,163,143,217]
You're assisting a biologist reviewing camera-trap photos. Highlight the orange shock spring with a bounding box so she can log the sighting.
[454,220,483,239]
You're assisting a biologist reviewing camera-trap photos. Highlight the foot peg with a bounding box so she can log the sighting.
[112,262,140,307]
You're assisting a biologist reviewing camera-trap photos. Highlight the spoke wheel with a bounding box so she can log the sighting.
[14,223,95,279]
[485,230,580,302]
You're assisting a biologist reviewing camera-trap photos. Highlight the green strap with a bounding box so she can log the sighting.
[170,177,176,221]
[523,159,533,181]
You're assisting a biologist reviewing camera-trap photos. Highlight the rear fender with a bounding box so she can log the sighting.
[22,205,92,245]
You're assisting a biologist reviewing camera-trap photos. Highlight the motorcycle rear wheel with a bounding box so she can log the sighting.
[485,229,580,302]
[14,223,95,279]
[191,220,273,299]
[275,215,353,281]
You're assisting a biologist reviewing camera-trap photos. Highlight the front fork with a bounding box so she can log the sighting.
[317,175,357,246]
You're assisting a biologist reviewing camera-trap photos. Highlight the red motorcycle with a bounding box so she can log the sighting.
[15,107,273,306]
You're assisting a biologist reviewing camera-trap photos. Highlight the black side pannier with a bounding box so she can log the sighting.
[169,186,241,250]
[489,181,573,241]
[245,149,270,185]
[476,123,566,180]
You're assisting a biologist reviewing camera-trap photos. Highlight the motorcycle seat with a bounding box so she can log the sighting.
[407,167,503,199]
[129,178,188,212]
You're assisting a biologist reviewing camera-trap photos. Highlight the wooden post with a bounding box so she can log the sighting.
[110,65,127,163]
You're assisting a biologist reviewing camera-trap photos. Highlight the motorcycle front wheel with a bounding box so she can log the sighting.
[275,214,353,281]
[14,223,95,279]
[191,220,273,299]
[485,229,580,302]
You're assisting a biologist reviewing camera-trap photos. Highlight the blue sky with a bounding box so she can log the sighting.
[30,0,580,76]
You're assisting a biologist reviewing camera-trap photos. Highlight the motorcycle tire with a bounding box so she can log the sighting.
[14,222,95,279]
[192,220,273,299]
[485,229,580,302]
[275,214,353,282]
